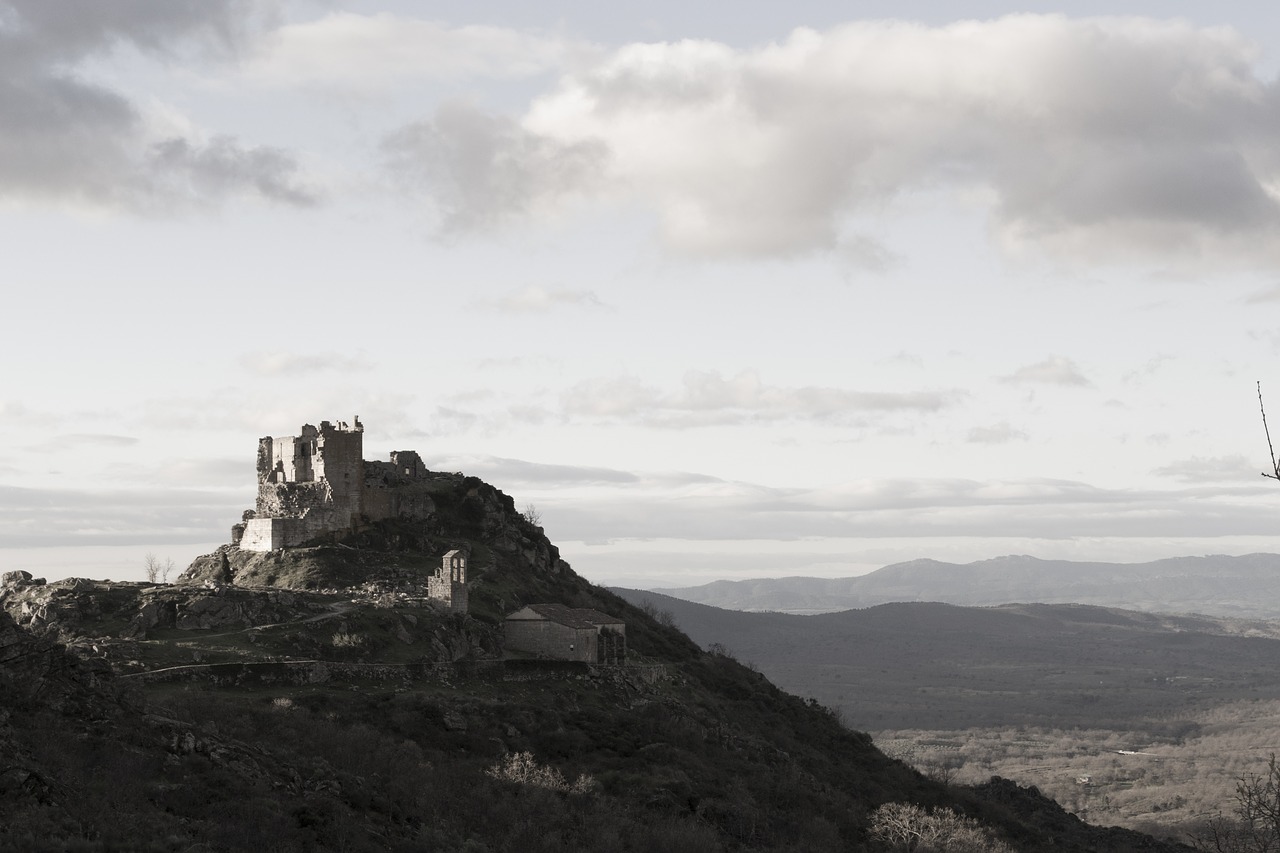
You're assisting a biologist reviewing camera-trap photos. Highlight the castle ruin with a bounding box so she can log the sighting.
[237,419,367,551]
[231,417,467,610]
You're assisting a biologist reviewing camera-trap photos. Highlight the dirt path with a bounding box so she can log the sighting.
[166,600,357,642]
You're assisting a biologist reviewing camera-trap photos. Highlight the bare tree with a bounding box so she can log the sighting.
[1259,382,1280,483]
[521,502,542,526]
[144,552,161,583]
[1192,754,1280,853]
[144,553,176,584]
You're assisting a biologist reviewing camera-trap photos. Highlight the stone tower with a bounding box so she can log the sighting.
[238,417,365,551]
[428,550,468,613]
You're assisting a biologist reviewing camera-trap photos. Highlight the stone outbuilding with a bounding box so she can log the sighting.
[503,604,626,664]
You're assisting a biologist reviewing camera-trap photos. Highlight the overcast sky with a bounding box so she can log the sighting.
[5,0,1280,587]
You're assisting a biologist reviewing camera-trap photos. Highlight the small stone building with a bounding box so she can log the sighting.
[428,550,468,613]
[503,604,626,664]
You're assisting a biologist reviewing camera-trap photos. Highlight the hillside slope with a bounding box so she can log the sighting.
[0,472,1192,852]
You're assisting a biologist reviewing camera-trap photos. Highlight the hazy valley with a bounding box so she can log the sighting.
[613,587,1280,839]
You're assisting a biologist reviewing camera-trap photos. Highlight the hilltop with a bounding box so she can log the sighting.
[0,466,1193,851]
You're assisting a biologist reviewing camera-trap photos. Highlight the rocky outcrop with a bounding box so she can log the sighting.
[0,608,110,715]
[2,570,44,590]
[2,579,328,640]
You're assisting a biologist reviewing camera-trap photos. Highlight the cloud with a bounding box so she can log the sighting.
[1153,454,1261,483]
[418,453,728,490]
[561,369,958,426]
[1246,285,1280,304]
[238,350,374,377]
[382,101,608,233]
[1122,355,1174,384]
[244,14,584,91]
[547,475,1280,544]
[149,136,318,207]
[0,400,65,428]
[478,285,606,313]
[52,434,138,448]
[1000,356,1091,387]
[966,422,1028,444]
[103,457,251,487]
[878,351,925,368]
[0,483,242,547]
[136,387,418,436]
[422,454,640,486]
[390,16,1280,266]
[0,0,315,211]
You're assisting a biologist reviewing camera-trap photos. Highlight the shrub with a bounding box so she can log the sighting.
[485,751,598,795]
[869,802,1015,853]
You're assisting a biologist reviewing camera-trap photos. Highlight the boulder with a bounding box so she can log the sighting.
[2,570,35,589]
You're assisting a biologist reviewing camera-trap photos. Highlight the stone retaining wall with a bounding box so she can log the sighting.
[121,658,665,688]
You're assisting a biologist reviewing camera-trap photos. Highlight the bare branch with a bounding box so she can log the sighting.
[1260,382,1280,481]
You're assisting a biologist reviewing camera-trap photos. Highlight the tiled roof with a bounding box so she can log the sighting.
[509,603,625,629]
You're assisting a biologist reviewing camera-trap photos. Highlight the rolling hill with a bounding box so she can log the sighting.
[654,553,1280,617]
[612,590,1280,732]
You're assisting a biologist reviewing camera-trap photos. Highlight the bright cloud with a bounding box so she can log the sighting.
[390,16,1280,264]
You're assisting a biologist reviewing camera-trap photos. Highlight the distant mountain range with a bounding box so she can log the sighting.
[652,553,1280,619]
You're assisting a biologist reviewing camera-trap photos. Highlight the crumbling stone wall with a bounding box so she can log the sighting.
[362,460,438,522]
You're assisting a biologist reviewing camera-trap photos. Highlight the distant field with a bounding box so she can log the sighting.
[876,699,1280,840]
